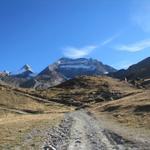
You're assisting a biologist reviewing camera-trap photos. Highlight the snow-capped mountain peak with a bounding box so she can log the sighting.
[11,64,35,78]
[40,57,116,79]
[21,64,33,72]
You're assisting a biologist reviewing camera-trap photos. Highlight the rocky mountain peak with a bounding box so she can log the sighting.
[12,64,35,78]
[21,64,33,72]
[44,57,117,79]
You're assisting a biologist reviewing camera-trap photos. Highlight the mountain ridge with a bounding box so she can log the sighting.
[1,57,150,89]
[110,57,150,80]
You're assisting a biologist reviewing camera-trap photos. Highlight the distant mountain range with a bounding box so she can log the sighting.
[0,58,116,88]
[0,57,150,89]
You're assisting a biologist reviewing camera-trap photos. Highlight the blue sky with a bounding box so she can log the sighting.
[0,0,149,73]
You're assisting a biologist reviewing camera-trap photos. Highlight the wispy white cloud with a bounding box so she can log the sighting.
[117,39,150,52]
[62,33,119,59]
[63,45,97,59]
[101,34,120,46]
[131,0,150,32]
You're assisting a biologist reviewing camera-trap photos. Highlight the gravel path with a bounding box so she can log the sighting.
[42,110,150,150]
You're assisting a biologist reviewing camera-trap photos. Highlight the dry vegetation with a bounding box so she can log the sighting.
[30,76,141,105]
[29,76,150,131]
[22,76,149,131]
[0,83,73,115]
[0,76,150,149]
[0,113,63,149]
[0,83,73,149]
[92,90,150,130]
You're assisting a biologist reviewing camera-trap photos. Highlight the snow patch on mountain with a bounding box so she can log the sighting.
[59,64,96,70]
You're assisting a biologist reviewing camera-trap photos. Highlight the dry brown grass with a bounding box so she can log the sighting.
[0,76,149,148]
[93,90,150,129]
[0,113,63,149]
[0,83,73,115]
[34,76,141,104]
[0,83,73,149]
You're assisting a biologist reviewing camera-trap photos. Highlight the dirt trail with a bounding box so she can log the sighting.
[42,110,150,150]
[0,106,29,115]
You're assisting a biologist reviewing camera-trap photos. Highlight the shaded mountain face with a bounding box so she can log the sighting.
[39,58,116,79]
[34,65,65,89]
[110,57,150,80]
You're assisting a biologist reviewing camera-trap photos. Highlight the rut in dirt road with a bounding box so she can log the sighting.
[42,110,149,150]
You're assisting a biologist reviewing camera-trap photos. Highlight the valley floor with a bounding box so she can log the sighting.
[0,76,150,149]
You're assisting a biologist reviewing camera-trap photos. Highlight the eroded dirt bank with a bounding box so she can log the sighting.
[42,110,150,150]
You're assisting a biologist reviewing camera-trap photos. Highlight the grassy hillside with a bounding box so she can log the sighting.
[93,90,150,129]
[29,76,141,106]
[0,75,149,149]
[0,83,73,149]
[0,83,73,115]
